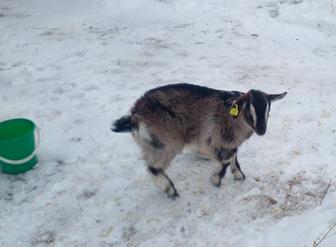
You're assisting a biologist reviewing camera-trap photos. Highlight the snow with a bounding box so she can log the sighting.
[1,0,336,246]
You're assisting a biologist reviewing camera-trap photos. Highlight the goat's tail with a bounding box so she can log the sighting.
[111,115,134,133]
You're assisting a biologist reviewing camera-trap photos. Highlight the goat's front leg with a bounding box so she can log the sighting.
[210,148,236,187]
[230,155,246,181]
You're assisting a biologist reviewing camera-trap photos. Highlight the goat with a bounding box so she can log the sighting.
[112,83,287,198]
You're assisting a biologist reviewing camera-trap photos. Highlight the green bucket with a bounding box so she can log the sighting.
[0,118,39,174]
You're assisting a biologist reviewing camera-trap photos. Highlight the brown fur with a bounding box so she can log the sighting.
[131,86,253,159]
[112,83,287,197]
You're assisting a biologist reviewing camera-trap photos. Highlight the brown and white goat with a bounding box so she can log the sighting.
[112,83,287,198]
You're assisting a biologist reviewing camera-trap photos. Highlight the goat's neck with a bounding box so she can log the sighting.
[218,110,254,149]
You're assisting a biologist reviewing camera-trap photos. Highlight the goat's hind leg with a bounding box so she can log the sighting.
[134,123,180,198]
[147,165,179,198]
[140,140,179,198]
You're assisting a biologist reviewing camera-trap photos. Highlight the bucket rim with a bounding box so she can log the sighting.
[0,118,36,144]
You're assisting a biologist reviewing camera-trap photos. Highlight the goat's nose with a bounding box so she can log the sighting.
[255,123,267,135]
[256,128,266,136]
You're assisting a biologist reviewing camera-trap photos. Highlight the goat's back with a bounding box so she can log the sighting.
[131,84,240,144]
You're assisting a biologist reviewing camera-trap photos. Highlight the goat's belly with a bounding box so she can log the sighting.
[183,143,213,159]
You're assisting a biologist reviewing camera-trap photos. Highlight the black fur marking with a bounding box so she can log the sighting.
[148,134,165,149]
[145,97,176,117]
[215,148,237,162]
[163,173,179,198]
[112,115,133,132]
[207,137,212,145]
[233,156,246,180]
[148,166,179,198]
[148,166,163,176]
[234,157,243,172]
[146,83,219,97]
[215,148,223,161]
[145,83,240,101]
[218,162,230,178]
[222,125,235,142]
[250,90,269,135]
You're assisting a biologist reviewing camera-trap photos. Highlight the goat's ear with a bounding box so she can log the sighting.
[229,93,251,118]
[267,92,287,102]
[235,92,251,108]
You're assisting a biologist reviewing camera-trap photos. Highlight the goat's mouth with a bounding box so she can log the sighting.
[254,127,266,136]
[250,124,266,136]
[255,131,266,136]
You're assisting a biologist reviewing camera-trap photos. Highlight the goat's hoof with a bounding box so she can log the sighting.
[166,186,179,199]
[168,192,179,200]
[167,191,179,200]
[210,174,222,187]
[233,170,246,181]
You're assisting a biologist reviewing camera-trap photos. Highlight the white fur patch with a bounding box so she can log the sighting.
[138,123,151,141]
[249,104,257,127]
[211,174,221,187]
[150,173,172,193]
[233,170,245,180]
[265,102,270,123]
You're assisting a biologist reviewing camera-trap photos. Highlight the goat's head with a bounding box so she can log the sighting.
[231,90,287,136]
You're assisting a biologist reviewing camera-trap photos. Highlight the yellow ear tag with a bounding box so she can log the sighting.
[230,104,239,117]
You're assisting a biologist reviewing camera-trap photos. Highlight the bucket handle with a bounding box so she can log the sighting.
[0,127,40,165]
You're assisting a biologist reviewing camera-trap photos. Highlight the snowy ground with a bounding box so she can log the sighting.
[1,0,336,246]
